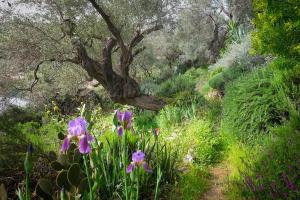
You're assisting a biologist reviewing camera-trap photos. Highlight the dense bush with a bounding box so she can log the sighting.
[157,74,195,98]
[222,66,292,142]
[229,114,300,199]
[252,0,300,58]
[156,105,188,129]
[134,110,158,130]
[268,58,300,109]
[157,67,208,98]
[208,73,225,92]
[208,65,249,92]
[170,166,209,200]
[0,107,61,171]
[157,118,223,168]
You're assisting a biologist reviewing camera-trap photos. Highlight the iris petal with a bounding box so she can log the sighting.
[61,137,70,152]
[143,162,152,173]
[132,150,145,163]
[76,117,87,128]
[126,163,135,173]
[116,110,123,122]
[79,135,91,154]
[86,132,94,142]
[123,111,132,122]
[68,117,88,136]
[117,126,124,137]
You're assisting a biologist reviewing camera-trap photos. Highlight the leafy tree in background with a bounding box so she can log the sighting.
[252,0,300,58]
[0,0,180,110]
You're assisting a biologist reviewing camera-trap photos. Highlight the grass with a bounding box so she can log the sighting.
[169,166,209,200]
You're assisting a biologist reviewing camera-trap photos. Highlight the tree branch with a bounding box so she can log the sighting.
[133,46,146,57]
[129,24,163,50]
[16,58,55,92]
[87,0,127,55]
[15,56,81,92]
[19,16,62,44]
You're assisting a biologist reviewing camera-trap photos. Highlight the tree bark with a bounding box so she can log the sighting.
[72,37,165,111]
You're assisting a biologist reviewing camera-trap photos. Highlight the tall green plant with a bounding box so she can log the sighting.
[252,0,300,58]
[222,67,291,142]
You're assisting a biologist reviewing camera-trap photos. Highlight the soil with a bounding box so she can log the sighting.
[200,163,230,200]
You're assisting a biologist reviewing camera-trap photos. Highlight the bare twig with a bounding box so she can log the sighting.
[15,57,80,92]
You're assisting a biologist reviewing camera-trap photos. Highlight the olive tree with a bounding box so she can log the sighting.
[0,0,179,110]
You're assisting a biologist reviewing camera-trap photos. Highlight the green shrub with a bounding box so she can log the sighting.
[222,67,291,142]
[206,99,223,125]
[160,119,224,166]
[156,91,206,129]
[252,0,300,58]
[222,65,249,82]
[157,67,208,98]
[209,66,224,78]
[228,114,300,199]
[268,58,300,110]
[156,105,184,129]
[208,73,225,91]
[157,73,196,98]
[208,65,249,92]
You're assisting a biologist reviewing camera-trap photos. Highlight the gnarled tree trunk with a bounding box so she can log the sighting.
[68,0,166,111]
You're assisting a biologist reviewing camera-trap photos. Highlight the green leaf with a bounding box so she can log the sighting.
[51,161,65,171]
[67,163,81,187]
[56,170,72,191]
[73,149,81,163]
[113,111,119,128]
[57,154,70,167]
[36,179,53,200]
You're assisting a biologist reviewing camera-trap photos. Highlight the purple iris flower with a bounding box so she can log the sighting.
[126,150,152,173]
[132,150,145,164]
[115,109,133,129]
[117,126,124,137]
[126,163,135,173]
[61,117,94,154]
[68,117,87,136]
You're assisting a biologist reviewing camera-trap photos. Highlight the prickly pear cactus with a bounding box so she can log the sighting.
[36,134,89,199]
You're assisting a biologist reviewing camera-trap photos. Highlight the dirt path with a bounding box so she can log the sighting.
[200,163,230,200]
